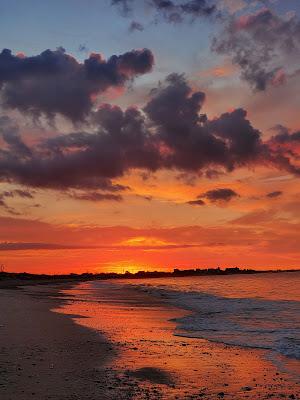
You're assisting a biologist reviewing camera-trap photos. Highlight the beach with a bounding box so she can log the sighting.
[1,0,300,398]
[1,277,299,399]
[0,282,116,400]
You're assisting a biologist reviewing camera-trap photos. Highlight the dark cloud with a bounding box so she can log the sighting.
[15,189,35,198]
[268,126,300,165]
[0,47,154,121]
[1,189,34,199]
[0,74,299,196]
[70,191,123,202]
[186,199,206,206]
[112,0,216,22]
[129,21,144,32]
[152,0,216,22]
[0,242,95,251]
[0,240,202,251]
[0,198,20,215]
[270,127,300,145]
[266,191,282,199]
[212,9,300,90]
[201,188,239,202]
[144,74,268,172]
[0,108,159,190]
[0,188,35,214]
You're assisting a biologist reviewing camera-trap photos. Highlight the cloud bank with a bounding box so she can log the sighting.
[0,73,299,197]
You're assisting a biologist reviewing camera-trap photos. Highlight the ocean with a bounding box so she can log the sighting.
[118,272,300,361]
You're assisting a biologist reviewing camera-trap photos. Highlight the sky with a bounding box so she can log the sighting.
[0,0,300,274]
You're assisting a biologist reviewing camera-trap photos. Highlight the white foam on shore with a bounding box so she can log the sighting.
[111,282,300,361]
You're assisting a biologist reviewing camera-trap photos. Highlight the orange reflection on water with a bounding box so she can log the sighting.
[54,282,300,398]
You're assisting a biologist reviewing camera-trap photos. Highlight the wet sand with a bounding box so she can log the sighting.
[1,280,299,399]
[57,281,300,399]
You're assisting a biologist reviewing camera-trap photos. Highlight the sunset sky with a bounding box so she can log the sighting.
[0,0,300,274]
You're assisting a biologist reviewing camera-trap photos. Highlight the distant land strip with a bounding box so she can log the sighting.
[1,267,299,283]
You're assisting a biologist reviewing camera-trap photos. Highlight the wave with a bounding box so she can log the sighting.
[119,283,300,361]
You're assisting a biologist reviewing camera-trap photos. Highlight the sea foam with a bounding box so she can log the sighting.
[117,281,300,361]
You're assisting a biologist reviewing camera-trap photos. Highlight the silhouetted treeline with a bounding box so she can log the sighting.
[0,267,299,282]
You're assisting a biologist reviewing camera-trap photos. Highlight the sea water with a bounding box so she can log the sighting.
[59,271,300,382]
[115,272,300,362]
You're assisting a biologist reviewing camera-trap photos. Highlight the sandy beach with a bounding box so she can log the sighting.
[1,280,299,399]
[0,281,116,400]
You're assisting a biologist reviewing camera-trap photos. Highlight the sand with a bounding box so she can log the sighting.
[0,282,115,400]
[0,280,299,399]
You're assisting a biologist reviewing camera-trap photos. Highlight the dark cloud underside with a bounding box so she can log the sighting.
[0,73,299,194]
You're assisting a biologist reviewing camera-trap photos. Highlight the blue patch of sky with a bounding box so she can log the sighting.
[0,0,219,83]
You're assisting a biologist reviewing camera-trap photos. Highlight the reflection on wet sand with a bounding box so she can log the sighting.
[55,282,300,399]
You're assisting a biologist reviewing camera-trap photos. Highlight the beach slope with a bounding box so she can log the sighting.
[0,283,113,400]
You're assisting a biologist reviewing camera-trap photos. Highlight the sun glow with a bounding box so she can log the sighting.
[100,261,151,274]
[122,236,172,247]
